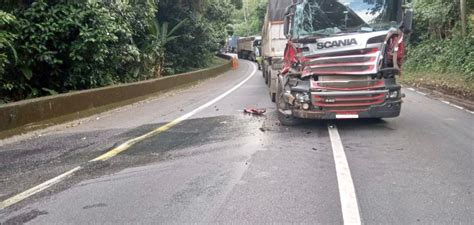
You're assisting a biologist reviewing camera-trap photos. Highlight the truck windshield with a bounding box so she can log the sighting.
[293,0,402,38]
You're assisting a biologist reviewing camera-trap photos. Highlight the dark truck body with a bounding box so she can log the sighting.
[276,0,413,124]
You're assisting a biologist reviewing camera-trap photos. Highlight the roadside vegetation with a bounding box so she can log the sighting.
[0,0,236,104]
[230,0,267,37]
[402,0,474,100]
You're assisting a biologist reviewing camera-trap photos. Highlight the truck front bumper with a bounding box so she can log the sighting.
[291,100,402,119]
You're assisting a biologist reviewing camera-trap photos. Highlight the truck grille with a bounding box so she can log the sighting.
[303,48,380,75]
[313,76,384,90]
[311,76,387,110]
[312,92,386,109]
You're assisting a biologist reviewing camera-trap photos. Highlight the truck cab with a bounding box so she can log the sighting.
[277,0,413,125]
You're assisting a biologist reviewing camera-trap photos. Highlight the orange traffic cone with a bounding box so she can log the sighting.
[232,57,239,70]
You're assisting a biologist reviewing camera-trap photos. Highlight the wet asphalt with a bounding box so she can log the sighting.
[0,60,473,224]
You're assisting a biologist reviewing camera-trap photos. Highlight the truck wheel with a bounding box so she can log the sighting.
[262,64,266,78]
[276,78,301,126]
[250,53,256,62]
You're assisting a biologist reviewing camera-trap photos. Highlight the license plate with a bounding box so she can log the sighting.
[336,114,359,119]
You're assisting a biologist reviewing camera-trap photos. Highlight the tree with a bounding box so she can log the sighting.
[144,19,187,77]
[460,0,467,37]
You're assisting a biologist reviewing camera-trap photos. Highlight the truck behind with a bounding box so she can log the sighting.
[237,36,262,61]
[261,0,293,102]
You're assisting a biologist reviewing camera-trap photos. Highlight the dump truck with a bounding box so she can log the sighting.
[261,0,293,102]
[276,0,413,125]
[237,36,262,61]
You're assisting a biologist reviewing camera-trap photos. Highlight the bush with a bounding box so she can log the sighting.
[0,10,17,95]
[0,0,157,102]
[157,0,232,74]
[404,36,474,82]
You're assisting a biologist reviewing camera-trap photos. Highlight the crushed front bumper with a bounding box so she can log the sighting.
[291,100,402,119]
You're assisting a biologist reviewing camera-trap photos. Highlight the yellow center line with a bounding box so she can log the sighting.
[0,62,257,210]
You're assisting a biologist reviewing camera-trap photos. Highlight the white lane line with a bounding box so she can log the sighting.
[441,100,469,112]
[416,91,427,96]
[0,63,258,210]
[328,124,361,225]
[409,88,472,114]
[0,166,82,210]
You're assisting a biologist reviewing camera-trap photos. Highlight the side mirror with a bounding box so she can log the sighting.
[401,8,413,34]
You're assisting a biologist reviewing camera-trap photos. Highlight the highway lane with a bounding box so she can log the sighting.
[0,59,473,224]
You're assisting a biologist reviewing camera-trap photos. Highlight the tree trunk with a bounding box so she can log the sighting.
[460,0,467,37]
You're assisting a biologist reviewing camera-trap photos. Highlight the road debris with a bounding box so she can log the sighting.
[244,107,266,115]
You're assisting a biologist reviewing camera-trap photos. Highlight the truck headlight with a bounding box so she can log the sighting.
[388,91,399,99]
[295,93,310,103]
[302,103,310,110]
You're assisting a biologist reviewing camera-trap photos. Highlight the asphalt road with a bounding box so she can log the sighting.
[0,59,473,224]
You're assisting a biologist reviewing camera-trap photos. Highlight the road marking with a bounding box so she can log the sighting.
[441,100,470,112]
[91,63,258,161]
[416,91,427,96]
[0,63,258,210]
[407,88,472,115]
[0,166,82,210]
[327,124,361,225]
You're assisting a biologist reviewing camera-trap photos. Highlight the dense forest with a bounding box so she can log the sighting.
[0,0,473,103]
[0,0,238,103]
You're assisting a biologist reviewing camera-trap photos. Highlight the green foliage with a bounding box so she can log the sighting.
[157,0,233,74]
[232,0,267,36]
[404,0,473,84]
[1,0,224,103]
[411,0,456,41]
[230,0,243,10]
[404,36,474,81]
[0,10,17,79]
[143,18,188,77]
[0,0,160,102]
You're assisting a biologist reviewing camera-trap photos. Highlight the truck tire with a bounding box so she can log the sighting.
[250,53,256,62]
[276,77,301,126]
[262,63,266,78]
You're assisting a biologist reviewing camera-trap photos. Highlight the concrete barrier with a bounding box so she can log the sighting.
[0,56,231,139]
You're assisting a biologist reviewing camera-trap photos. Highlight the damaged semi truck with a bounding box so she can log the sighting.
[276,0,413,125]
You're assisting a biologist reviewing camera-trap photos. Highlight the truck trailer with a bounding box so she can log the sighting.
[261,0,293,102]
[237,36,262,61]
[276,0,413,125]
